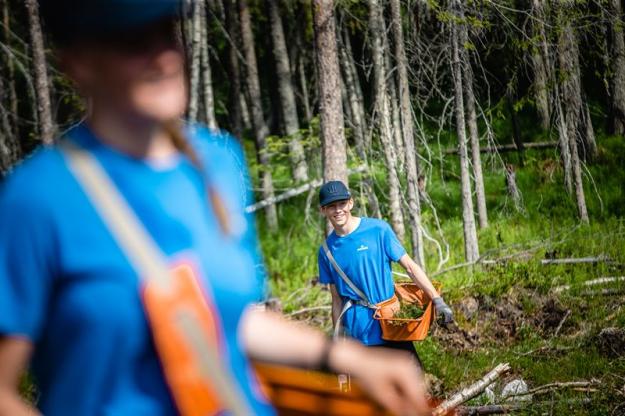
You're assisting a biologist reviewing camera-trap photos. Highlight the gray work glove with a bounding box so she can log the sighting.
[432,297,454,326]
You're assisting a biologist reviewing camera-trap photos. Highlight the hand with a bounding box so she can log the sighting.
[432,297,454,327]
[330,342,430,416]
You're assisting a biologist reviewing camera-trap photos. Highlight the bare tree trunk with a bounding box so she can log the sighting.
[460,27,488,229]
[531,0,551,130]
[199,0,218,130]
[0,75,19,172]
[369,0,406,241]
[610,0,625,135]
[25,0,54,144]
[390,0,425,266]
[385,42,405,173]
[558,2,597,160]
[2,0,19,144]
[557,1,589,222]
[339,27,381,219]
[187,0,202,123]
[312,0,348,187]
[267,0,308,182]
[223,0,244,139]
[451,0,479,262]
[239,0,278,231]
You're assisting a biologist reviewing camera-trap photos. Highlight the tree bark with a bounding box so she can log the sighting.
[238,0,278,231]
[25,0,54,144]
[610,0,625,135]
[199,0,218,130]
[312,0,348,187]
[531,0,551,130]
[557,1,589,222]
[460,23,488,229]
[267,0,308,182]
[221,0,244,138]
[369,0,406,241]
[451,0,479,262]
[187,0,202,123]
[557,1,597,160]
[2,0,19,145]
[385,40,405,173]
[390,0,425,266]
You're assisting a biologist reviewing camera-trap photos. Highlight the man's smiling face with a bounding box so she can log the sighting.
[321,199,354,228]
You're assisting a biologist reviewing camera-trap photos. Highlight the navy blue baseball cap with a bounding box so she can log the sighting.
[38,0,181,46]
[319,181,351,207]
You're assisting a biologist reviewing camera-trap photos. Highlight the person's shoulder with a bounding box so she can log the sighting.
[0,145,69,212]
[361,217,391,231]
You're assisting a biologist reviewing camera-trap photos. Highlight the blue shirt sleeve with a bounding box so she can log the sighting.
[382,221,406,262]
[317,245,334,285]
[0,173,56,340]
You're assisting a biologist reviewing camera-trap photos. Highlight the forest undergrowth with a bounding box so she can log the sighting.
[255,133,625,415]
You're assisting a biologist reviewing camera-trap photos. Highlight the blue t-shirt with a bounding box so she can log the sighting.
[318,218,406,345]
[0,123,274,415]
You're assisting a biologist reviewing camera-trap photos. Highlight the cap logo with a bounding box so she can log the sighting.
[328,184,338,194]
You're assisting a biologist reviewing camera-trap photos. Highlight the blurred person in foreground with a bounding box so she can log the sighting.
[0,1,429,415]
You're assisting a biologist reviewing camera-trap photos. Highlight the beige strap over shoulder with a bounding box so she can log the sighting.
[61,139,251,416]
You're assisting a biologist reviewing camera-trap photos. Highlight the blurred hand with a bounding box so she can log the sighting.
[331,342,430,416]
[432,297,454,327]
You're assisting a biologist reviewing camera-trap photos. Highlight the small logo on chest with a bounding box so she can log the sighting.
[356,244,369,252]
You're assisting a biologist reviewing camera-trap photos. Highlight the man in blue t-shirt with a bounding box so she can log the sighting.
[317,181,453,364]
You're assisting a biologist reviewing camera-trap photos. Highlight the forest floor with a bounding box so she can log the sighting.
[259,134,625,415]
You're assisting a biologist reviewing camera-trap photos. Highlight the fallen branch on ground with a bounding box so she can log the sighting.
[504,380,599,399]
[553,276,625,293]
[287,305,331,317]
[433,363,511,416]
[541,256,618,265]
[457,404,521,415]
[245,165,366,213]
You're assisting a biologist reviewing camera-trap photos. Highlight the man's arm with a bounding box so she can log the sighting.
[329,284,343,327]
[397,254,454,325]
[397,254,439,299]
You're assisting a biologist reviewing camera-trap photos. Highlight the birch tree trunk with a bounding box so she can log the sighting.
[239,0,278,231]
[390,0,425,266]
[25,0,54,144]
[557,1,589,222]
[385,42,405,173]
[187,0,202,123]
[267,0,308,182]
[531,0,551,130]
[312,0,348,186]
[610,0,625,135]
[199,0,218,130]
[460,25,488,229]
[369,0,405,241]
[451,0,479,262]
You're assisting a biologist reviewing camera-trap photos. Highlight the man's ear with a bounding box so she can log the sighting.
[348,198,354,210]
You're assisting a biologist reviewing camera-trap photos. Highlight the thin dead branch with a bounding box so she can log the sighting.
[433,363,511,416]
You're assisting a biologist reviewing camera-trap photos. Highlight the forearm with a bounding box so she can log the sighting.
[240,307,366,373]
[399,255,439,300]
